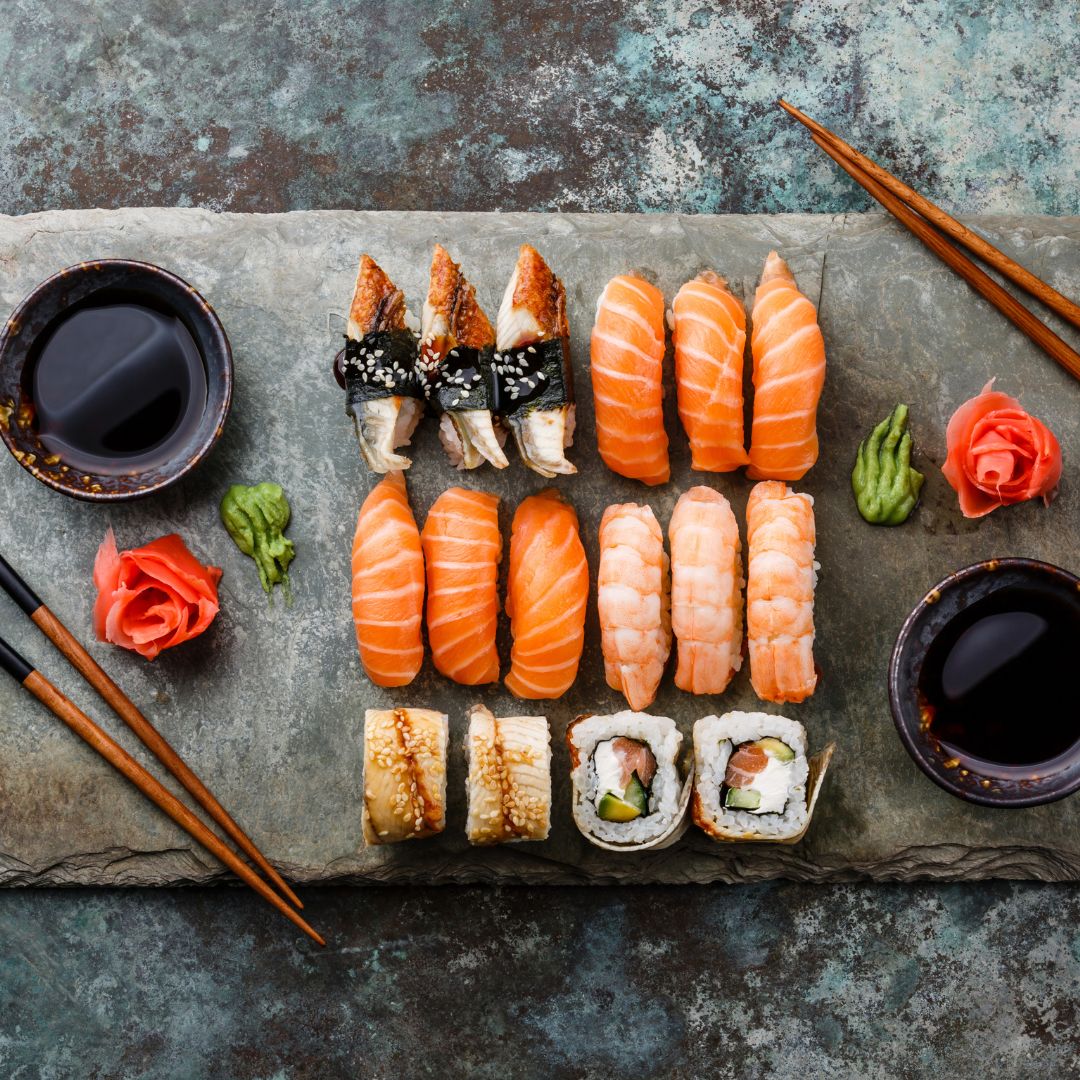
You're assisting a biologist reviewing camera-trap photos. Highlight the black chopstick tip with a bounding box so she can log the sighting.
[0,635,34,684]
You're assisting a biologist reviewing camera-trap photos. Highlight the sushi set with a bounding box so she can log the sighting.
[1,206,1079,897]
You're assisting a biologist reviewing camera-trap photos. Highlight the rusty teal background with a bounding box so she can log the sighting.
[2,1,1079,1076]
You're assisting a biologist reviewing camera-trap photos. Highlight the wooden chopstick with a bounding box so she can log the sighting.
[0,633,325,946]
[800,128,1080,384]
[779,100,1080,331]
[0,551,304,912]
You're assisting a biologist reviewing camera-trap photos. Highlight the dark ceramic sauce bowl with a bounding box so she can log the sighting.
[889,558,1080,808]
[0,259,231,501]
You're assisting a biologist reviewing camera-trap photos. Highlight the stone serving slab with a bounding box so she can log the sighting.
[0,208,1078,887]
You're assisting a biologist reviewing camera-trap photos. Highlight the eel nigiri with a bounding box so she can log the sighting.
[342,255,423,473]
[672,271,749,472]
[505,489,589,700]
[590,274,669,485]
[668,486,743,695]
[418,245,509,471]
[351,472,425,687]
[420,487,502,685]
[745,481,817,703]
[597,503,671,711]
[747,252,826,481]
[495,244,577,478]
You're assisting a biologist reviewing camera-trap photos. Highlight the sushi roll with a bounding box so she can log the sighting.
[465,704,552,845]
[418,245,509,470]
[567,711,692,851]
[494,244,577,478]
[362,707,448,844]
[341,255,424,473]
[692,711,830,842]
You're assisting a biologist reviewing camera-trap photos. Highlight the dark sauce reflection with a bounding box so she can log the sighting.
[919,585,1080,779]
[26,297,208,475]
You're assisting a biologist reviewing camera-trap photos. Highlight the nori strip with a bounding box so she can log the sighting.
[343,330,421,415]
[417,345,496,413]
[493,337,574,418]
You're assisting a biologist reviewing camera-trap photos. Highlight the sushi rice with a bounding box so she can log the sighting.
[692,711,809,841]
[568,711,691,849]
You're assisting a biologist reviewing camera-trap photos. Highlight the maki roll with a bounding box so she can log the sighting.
[692,711,831,842]
[362,708,448,844]
[418,245,509,470]
[342,255,424,473]
[495,244,577,478]
[567,712,692,851]
[465,704,552,845]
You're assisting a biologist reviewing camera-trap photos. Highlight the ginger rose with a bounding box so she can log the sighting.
[942,380,1062,519]
[93,530,222,659]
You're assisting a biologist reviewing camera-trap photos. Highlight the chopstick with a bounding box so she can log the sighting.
[0,632,325,946]
[0,551,304,912]
[783,110,1080,383]
[806,132,1080,382]
[779,100,1080,331]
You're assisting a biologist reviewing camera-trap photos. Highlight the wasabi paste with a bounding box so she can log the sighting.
[852,404,925,526]
[220,482,295,596]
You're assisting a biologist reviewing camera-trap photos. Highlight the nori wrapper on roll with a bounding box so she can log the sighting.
[343,329,422,412]
[417,344,497,414]
[493,337,574,418]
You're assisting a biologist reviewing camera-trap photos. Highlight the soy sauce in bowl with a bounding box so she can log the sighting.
[889,559,1080,807]
[918,586,1080,778]
[28,298,208,475]
[0,260,231,501]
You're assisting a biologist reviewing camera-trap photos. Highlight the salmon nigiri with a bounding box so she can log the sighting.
[745,481,817,703]
[343,255,423,473]
[419,244,509,471]
[672,271,749,472]
[351,471,425,687]
[421,487,502,685]
[505,489,589,700]
[747,252,826,481]
[590,274,669,485]
[495,245,576,478]
[668,486,743,695]
[597,503,671,711]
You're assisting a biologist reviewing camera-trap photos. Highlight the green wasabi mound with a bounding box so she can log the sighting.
[220,482,296,597]
[852,404,925,526]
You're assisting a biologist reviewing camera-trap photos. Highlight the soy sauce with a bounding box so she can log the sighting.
[919,586,1080,777]
[26,298,207,475]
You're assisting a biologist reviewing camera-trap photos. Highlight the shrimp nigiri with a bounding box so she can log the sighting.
[351,472,425,687]
[505,489,589,700]
[342,255,423,473]
[420,487,502,685]
[672,271,749,472]
[495,244,576,478]
[597,503,671,711]
[747,252,826,481]
[745,480,817,703]
[668,486,743,695]
[418,245,509,471]
[590,274,669,485]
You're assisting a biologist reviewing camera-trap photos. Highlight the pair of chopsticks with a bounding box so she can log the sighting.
[780,101,1080,381]
[0,552,325,946]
